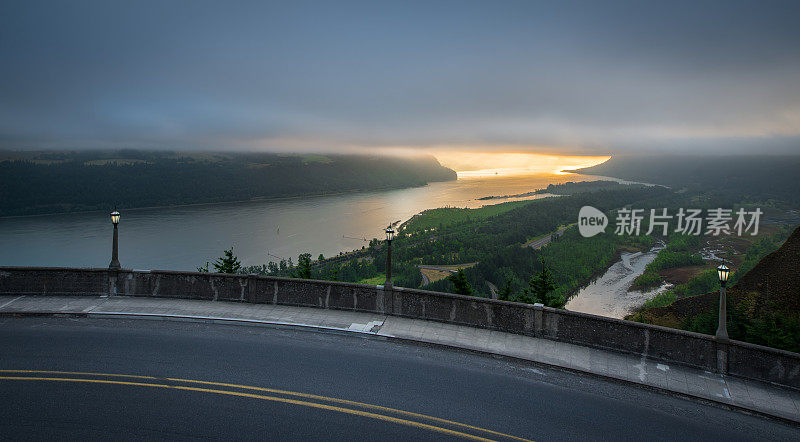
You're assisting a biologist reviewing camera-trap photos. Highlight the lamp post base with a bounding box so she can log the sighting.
[385,239,393,291]
[715,285,729,341]
[109,224,121,271]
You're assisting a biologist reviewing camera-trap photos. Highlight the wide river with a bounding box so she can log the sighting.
[0,172,625,271]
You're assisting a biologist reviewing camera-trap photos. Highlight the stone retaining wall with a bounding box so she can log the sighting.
[1,266,798,389]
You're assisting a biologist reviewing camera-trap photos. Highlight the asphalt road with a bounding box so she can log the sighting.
[524,225,572,250]
[1,316,798,441]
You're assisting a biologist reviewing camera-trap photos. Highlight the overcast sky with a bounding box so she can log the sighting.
[1,0,799,155]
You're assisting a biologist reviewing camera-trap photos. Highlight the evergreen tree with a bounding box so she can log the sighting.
[297,253,312,279]
[449,269,473,296]
[499,278,513,301]
[326,266,340,281]
[523,258,561,307]
[213,247,242,274]
[513,290,535,305]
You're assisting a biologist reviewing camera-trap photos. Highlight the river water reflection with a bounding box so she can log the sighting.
[1,172,616,271]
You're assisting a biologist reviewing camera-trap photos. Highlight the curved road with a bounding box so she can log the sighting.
[1,316,797,440]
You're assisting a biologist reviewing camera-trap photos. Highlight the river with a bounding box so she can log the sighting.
[0,172,620,271]
[564,243,671,319]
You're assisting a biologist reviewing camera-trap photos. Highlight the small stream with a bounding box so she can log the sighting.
[565,242,670,319]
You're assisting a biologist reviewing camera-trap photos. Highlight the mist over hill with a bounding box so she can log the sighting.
[0,151,456,216]
[573,155,800,206]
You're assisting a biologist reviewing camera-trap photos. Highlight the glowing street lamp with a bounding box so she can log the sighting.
[384,226,395,290]
[109,208,121,270]
[716,260,730,341]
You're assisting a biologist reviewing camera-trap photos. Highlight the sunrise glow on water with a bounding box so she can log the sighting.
[432,151,610,178]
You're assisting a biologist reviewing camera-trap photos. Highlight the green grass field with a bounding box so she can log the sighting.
[357,275,386,285]
[402,200,536,233]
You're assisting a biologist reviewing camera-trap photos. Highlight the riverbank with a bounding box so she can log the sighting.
[0,171,617,270]
[0,151,457,217]
[565,242,670,318]
[0,183,440,220]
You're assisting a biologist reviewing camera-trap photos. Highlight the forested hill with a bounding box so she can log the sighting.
[0,151,457,216]
[637,224,800,351]
[573,155,800,206]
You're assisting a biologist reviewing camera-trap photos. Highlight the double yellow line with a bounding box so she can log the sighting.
[0,370,531,441]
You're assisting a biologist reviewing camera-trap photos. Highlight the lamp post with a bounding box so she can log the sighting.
[384,226,395,290]
[716,260,730,341]
[109,208,121,270]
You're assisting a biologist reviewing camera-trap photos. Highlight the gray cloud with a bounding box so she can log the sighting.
[1,0,799,154]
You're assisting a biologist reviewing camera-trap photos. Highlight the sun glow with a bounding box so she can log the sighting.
[432,151,610,178]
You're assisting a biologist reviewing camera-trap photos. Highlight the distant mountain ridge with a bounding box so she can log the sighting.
[0,151,457,216]
[573,154,800,205]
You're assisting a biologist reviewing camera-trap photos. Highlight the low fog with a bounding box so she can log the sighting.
[1,1,799,155]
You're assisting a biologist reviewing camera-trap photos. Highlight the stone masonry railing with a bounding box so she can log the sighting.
[1,266,799,390]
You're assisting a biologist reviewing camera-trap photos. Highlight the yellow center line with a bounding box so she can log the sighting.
[0,370,531,442]
[0,376,494,441]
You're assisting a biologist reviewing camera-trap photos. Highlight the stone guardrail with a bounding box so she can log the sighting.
[1,266,799,389]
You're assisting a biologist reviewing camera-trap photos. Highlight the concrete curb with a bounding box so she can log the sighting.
[2,310,798,427]
[0,310,383,337]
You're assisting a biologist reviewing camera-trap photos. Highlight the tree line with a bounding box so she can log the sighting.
[0,151,456,216]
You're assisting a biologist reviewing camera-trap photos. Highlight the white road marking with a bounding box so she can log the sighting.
[657,364,669,372]
[0,296,24,310]
[348,320,383,332]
